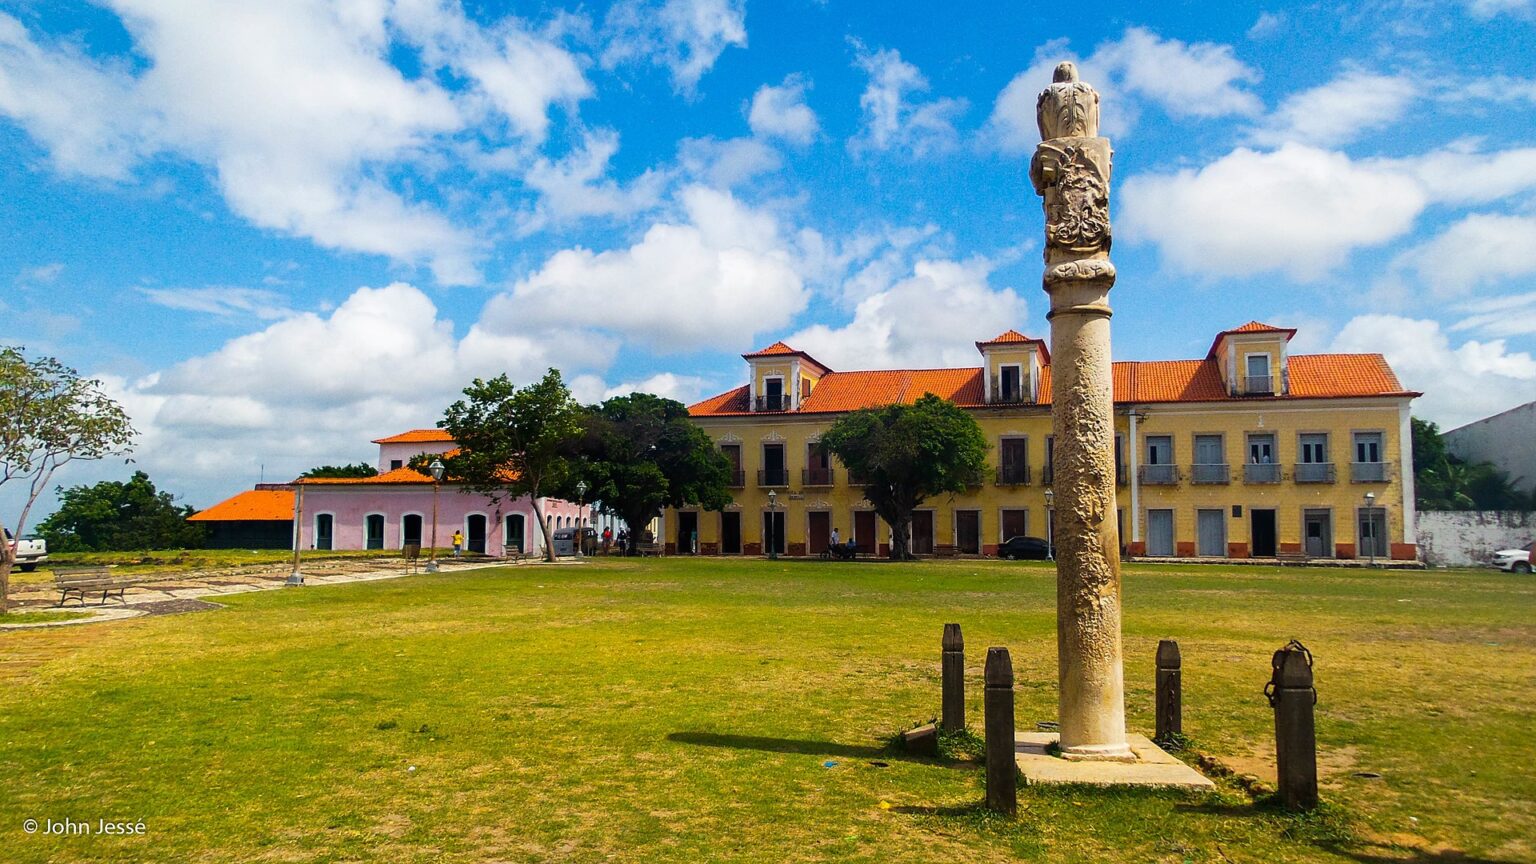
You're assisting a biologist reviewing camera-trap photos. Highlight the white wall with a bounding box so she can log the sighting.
[1416,510,1536,567]
[1444,401,1536,496]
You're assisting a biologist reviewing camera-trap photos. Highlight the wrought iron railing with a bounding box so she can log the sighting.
[1140,464,1179,485]
[1191,463,1230,484]
[1293,463,1335,483]
[996,464,1031,485]
[802,468,834,486]
[757,468,789,487]
[1244,462,1281,484]
[1350,461,1390,483]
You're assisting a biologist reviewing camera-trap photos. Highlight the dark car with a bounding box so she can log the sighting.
[998,535,1050,560]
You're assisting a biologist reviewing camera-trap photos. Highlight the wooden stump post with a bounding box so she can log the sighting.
[984,646,1017,815]
[1155,639,1181,744]
[942,623,965,732]
[1266,640,1318,811]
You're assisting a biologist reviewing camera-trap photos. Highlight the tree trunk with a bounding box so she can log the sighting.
[622,509,655,556]
[529,496,557,562]
[889,513,912,560]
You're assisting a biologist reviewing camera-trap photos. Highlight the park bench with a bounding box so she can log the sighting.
[54,566,135,606]
[935,544,961,559]
[635,542,664,557]
[1275,551,1310,565]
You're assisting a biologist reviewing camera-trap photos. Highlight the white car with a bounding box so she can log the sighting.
[4,529,49,572]
[1492,546,1533,574]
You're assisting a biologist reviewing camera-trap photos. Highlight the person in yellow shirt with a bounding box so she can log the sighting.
[451,529,463,558]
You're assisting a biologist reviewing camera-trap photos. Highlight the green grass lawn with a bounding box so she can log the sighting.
[2,558,1532,863]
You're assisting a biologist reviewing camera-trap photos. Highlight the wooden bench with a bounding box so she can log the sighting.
[635,542,664,557]
[1275,551,1310,565]
[54,566,135,606]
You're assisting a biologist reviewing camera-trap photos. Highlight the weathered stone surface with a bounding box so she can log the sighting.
[984,647,1018,814]
[1155,639,1182,744]
[1270,641,1320,810]
[1015,733,1215,789]
[942,623,965,732]
[901,722,939,756]
[1034,60,1131,762]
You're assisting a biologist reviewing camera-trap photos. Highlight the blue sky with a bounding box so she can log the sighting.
[3,0,1536,515]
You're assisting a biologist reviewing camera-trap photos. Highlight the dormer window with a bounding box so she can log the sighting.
[1245,354,1272,395]
[1000,365,1023,402]
[763,377,784,411]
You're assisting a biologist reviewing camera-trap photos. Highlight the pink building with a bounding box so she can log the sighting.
[193,428,589,556]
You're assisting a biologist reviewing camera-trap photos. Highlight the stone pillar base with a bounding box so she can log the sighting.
[1059,741,1136,763]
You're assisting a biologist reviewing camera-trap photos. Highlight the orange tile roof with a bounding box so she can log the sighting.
[975,330,1051,362]
[298,466,435,485]
[689,353,1416,417]
[1208,321,1297,357]
[189,489,294,522]
[741,341,832,373]
[371,429,455,444]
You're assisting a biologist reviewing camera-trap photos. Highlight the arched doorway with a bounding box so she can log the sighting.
[402,514,423,548]
[505,514,525,554]
[466,514,487,554]
[365,514,385,550]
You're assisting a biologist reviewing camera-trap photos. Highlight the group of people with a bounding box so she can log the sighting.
[600,526,630,555]
[826,527,859,560]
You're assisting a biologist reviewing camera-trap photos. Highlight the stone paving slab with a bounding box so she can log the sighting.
[1015,732,1214,789]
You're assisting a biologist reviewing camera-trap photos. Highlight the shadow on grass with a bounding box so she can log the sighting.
[667,731,964,768]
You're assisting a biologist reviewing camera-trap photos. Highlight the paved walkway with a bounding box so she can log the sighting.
[1,556,579,631]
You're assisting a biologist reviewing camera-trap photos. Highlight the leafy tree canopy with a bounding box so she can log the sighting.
[301,462,378,479]
[1,346,135,610]
[1412,417,1533,511]
[37,471,206,552]
[435,369,582,561]
[820,394,988,560]
[567,393,732,551]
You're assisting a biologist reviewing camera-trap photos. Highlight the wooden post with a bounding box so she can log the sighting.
[942,623,965,732]
[1267,640,1319,810]
[1155,639,1181,744]
[984,646,1017,815]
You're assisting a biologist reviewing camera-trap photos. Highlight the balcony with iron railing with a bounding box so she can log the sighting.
[757,468,790,487]
[1293,462,1335,483]
[1351,461,1391,483]
[1140,464,1179,485]
[996,464,1031,485]
[802,467,835,487]
[1244,462,1282,484]
[1191,463,1230,484]
[755,394,786,412]
[726,469,745,488]
[1242,374,1274,395]
[1116,462,1127,486]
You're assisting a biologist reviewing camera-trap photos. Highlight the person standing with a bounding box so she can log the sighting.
[602,526,613,554]
[830,527,841,549]
[451,529,464,558]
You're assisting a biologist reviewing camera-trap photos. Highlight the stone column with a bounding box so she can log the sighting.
[1031,61,1131,761]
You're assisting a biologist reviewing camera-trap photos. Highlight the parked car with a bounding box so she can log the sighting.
[4,529,48,572]
[998,535,1051,560]
[1491,544,1533,574]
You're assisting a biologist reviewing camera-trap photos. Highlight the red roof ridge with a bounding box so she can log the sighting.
[1208,321,1297,357]
[371,428,455,444]
[741,341,833,373]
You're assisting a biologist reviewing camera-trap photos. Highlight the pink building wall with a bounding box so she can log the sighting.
[297,485,586,555]
[376,440,454,472]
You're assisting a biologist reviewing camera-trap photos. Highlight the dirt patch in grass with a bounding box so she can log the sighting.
[124,598,225,616]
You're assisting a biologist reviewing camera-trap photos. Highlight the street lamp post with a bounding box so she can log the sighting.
[767,489,779,560]
[427,458,445,573]
[575,480,588,557]
[1363,491,1376,568]
[1044,488,1055,561]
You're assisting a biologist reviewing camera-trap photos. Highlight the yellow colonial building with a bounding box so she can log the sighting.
[663,322,1421,562]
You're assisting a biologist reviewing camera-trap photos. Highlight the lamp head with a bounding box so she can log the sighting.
[767,489,777,508]
[429,458,445,482]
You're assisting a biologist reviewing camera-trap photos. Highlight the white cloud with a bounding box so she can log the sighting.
[602,372,711,403]
[748,74,819,144]
[787,257,1028,370]
[0,3,608,286]
[1463,0,1536,19]
[15,262,64,284]
[1453,291,1536,339]
[389,0,591,144]
[1249,71,1417,146]
[601,0,746,92]
[0,13,151,179]
[1389,213,1536,296]
[1383,144,1536,206]
[1247,11,1286,39]
[500,185,808,351]
[849,45,966,158]
[1332,314,1536,429]
[520,129,668,232]
[987,28,1259,152]
[1120,143,1427,280]
[140,286,298,320]
[676,136,781,188]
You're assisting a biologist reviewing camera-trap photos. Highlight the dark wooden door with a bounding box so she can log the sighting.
[808,511,831,554]
[1001,509,1028,542]
[467,514,486,554]
[721,512,741,554]
[956,510,980,553]
[854,511,876,554]
[912,511,935,555]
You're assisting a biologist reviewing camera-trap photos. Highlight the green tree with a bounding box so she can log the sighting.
[0,346,135,611]
[1412,416,1527,510]
[37,471,206,552]
[569,393,732,553]
[301,462,378,479]
[820,394,988,560]
[435,369,582,562]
